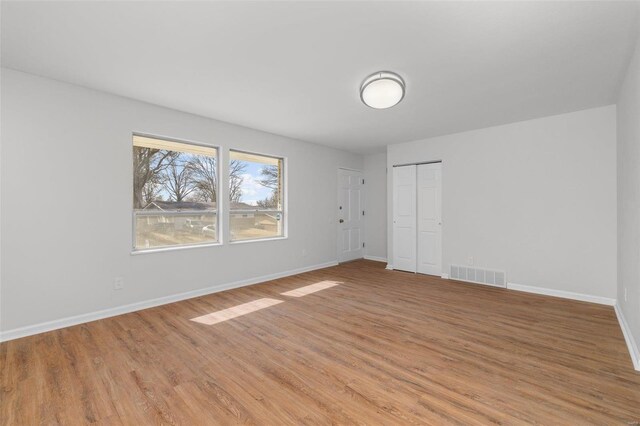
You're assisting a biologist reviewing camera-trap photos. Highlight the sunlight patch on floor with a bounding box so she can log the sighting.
[190,298,283,325]
[280,281,342,297]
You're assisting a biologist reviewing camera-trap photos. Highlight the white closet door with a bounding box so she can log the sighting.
[417,163,442,276]
[393,165,417,272]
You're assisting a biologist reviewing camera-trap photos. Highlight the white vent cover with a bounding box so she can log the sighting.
[450,265,506,288]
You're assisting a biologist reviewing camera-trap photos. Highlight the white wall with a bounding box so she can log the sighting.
[616,24,640,363]
[0,69,362,334]
[363,152,387,261]
[387,106,617,299]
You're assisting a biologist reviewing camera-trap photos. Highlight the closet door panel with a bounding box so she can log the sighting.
[393,165,417,272]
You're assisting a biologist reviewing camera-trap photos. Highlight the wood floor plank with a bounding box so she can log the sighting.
[1,260,639,425]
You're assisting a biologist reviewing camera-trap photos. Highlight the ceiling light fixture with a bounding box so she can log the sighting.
[360,71,405,109]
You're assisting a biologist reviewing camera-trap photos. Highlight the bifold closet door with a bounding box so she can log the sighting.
[417,163,442,276]
[392,165,417,272]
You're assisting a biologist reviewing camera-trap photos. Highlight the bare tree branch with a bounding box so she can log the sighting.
[190,156,217,202]
[258,165,278,190]
[257,164,281,208]
[133,147,178,208]
[229,160,246,203]
[162,156,197,203]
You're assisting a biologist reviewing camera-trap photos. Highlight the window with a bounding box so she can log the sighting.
[133,134,219,251]
[229,150,285,241]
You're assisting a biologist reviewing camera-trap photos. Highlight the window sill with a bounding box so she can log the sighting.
[131,242,222,255]
[229,236,288,245]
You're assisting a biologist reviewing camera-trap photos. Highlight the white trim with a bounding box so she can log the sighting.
[229,236,287,245]
[461,280,506,289]
[338,166,363,173]
[0,261,338,342]
[440,273,449,279]
[385,264,394,270]
[614,303,640,371]
[131,241,222,255]
[507,282,616,306]
[364,255,387,263]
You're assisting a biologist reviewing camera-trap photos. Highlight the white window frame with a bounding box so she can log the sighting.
[131,132,222,254]
[228,149,287,244]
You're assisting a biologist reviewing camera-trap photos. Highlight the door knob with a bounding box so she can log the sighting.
[339,219,344,223]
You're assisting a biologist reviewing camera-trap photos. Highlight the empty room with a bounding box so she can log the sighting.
[1,1,640,424]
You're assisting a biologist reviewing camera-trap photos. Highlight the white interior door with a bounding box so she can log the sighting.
[393,165,417,272]
[337,169,363,262]
[417,163,442,276]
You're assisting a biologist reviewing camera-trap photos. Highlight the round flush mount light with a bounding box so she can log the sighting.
[360,71,405,109]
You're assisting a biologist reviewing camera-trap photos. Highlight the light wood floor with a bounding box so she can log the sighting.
[1,260,639,425]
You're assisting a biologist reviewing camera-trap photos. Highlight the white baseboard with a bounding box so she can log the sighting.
[614,303,640,371]
[0,261,338,342]
[506,282,616,306]
[364,255,387,263]
[385,264,394,270]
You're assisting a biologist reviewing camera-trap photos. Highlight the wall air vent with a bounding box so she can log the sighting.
[450,265,506,288]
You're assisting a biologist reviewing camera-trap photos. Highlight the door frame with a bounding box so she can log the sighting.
[337,167,364,263]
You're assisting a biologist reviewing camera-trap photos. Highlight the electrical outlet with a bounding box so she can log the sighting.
[113,277,124,291]
[467,256,474,266]
[624,287,628,302]
[301,248,307,257]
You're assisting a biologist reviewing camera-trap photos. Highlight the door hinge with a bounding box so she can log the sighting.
[362,210,365,216]
[362,242,365,248]
[362,179,365,184]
